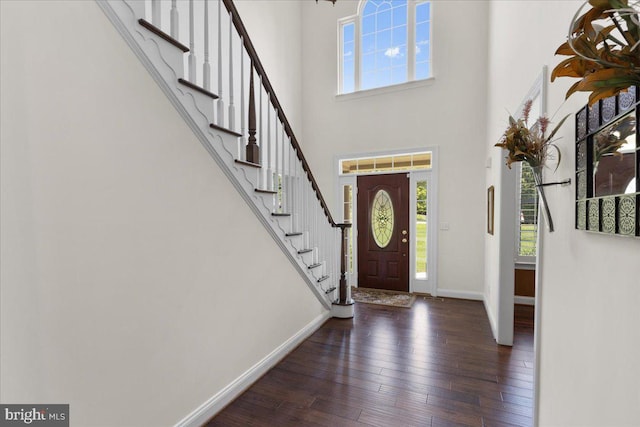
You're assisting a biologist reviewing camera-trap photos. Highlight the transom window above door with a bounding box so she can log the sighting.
[339,0,432,94]
[340,151,431,175]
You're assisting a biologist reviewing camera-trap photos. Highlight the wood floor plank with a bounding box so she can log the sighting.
[478,395,533,418]
[206,297,534,426]
[357,405,433,427]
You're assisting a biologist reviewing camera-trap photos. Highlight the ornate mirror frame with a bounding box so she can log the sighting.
[575,87,640,237]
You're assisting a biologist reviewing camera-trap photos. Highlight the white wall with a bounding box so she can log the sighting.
[234,0,304,137]
[301,0,490,295]
[0,1,325,426]
[485,1,640,425]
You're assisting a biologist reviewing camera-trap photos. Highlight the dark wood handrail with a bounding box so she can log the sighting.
[222,0,337,227]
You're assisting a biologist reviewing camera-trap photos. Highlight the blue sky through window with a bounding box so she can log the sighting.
[342,22,355,93]
[341,1,431,93]
[415,2,431,80]
[361,0,408,91]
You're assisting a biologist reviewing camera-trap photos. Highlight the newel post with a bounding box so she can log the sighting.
[246,64,260,163]
[332,223,354,318]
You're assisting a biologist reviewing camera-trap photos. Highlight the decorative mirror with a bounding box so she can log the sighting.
[575,87,640,236]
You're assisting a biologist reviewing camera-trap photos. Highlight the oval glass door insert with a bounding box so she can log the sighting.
[371,189,394,248]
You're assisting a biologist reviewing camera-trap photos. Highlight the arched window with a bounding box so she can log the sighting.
[339,0,432,94]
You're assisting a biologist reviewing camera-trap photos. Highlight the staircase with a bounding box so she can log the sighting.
[97,0,354,317]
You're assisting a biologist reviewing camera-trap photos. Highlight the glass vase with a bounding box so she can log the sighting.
[531,165,554,233]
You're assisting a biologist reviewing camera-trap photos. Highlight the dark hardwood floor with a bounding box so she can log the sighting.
[207,297,535,427]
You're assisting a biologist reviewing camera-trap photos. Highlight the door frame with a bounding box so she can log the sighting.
[335,147,438,295]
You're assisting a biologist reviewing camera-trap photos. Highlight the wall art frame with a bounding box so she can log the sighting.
[488,185,495,235]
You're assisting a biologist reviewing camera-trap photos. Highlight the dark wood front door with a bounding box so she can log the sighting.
[357,173,410,292]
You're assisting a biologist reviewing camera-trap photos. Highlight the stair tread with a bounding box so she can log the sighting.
[308,263,322,269]
[210,123,242,137]
[285,232,303,237]
[178,78,219,99]
[234,159,261,169]
[138,19,189,52]
[272,213,291,217]
[298,249,313,254]
[319,278,332,285]
[255,189,277,195]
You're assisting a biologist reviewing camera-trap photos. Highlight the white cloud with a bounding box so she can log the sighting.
[384,46,401,58]
[416,41,428,54]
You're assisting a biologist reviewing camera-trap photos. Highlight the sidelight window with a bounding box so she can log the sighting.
[416,180,427,278]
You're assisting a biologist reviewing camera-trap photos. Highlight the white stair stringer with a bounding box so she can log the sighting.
[97,0,334,309]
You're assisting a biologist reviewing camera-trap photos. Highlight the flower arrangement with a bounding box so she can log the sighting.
[494,100,570,232]
[594,113,635,162]
[551,0,640,104]
[495,100,570,170]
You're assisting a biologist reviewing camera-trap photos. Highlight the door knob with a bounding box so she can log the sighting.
[402,238,407,243]
[402,230,407,235]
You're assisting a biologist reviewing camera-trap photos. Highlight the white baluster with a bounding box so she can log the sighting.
[277,119,282,204]
[288,145,294,217]
[258,81,263,182]
[240,38,246,160]
[276,128,287,211]
[280,128,285,207]
[217,0,225,126]
[298,157,303,233]
[304,179,310,249]
[310,195,314,246]
[320,211,324,277]
[203,0,211,90]
[170,0,179,39]
[308,181,313,250]
[308,183,313,252]
[228,13,236,131]
[294,152,300,233]
[310,183,315,253]
[188,0,196,82]
[152,0,161,27]
[336,228,340,290]
[333,228,338,288]
[266,104,272,193]
[274,111,279,197]
[313,188,317,256]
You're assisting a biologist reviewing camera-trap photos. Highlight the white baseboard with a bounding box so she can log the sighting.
[174,311,331,427]
[435,289,484,301]
[515,296,535,306]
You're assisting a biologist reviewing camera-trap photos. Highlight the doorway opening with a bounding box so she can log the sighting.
[336,149,437,294]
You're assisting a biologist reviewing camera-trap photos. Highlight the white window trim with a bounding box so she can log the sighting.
[337,16,358,94]
[513,69,546,265]
[410,169,436,294]
[515,162,538,265]
[337,0,432,96]
[336,76,435,102]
